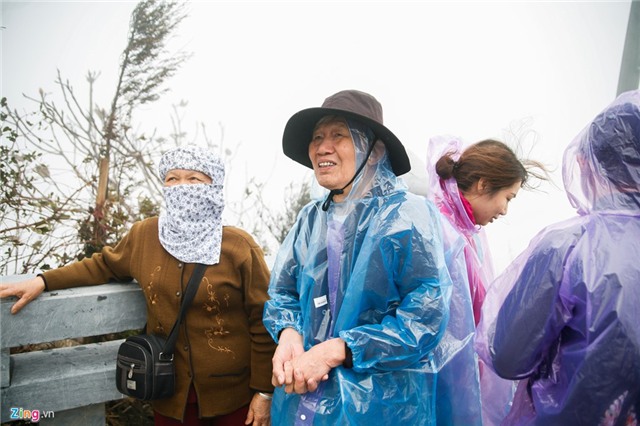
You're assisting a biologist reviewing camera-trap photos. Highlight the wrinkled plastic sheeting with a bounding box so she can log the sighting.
[476,90,640,424]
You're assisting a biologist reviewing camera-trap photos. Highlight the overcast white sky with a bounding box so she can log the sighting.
[1,0,634,272]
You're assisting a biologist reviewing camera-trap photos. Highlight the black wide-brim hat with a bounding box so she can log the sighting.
[282,90,411,176]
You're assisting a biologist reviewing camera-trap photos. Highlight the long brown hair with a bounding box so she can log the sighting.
[435,139,548,194]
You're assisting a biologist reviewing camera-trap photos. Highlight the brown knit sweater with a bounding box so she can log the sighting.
[42,217,275,421]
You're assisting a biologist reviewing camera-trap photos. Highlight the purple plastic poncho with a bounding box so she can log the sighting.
[476,90,640,425]
[263,120,455,425]
[425,136,514,426]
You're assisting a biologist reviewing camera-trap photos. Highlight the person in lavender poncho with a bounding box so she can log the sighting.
[476,90,640,425]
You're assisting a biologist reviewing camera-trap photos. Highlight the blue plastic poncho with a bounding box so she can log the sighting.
[476,90,640,425]
[263,120,454,425]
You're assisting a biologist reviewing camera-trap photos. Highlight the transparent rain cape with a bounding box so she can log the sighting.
[263,120,458,425]
[476,90,640,425]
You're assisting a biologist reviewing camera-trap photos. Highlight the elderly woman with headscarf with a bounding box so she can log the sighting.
[476,90,640,425]
[263,90,460,425]
[0,146,276,426]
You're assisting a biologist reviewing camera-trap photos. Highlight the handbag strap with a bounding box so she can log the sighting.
[159,263,207,360]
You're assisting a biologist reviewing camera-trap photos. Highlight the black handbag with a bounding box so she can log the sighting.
[115,263,207,400]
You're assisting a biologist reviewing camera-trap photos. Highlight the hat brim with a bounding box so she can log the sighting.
[282,107,411,176]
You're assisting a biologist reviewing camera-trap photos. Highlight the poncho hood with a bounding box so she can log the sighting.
[563,90,640,215]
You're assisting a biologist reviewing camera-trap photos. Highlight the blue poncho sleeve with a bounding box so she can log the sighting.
[339,203,450,371]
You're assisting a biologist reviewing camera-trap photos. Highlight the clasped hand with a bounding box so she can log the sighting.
[271,328,346,395]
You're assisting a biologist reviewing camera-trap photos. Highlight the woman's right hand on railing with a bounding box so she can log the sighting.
[0,276,46,314]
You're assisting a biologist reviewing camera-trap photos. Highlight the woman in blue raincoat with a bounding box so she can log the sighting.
[263,90,456,425]
[476,90,640,425]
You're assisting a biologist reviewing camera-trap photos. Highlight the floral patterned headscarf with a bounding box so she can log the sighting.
[158,146,225,265]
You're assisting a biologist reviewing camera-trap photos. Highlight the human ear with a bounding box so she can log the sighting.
[477,178,488,194]
[367,140,385,165]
